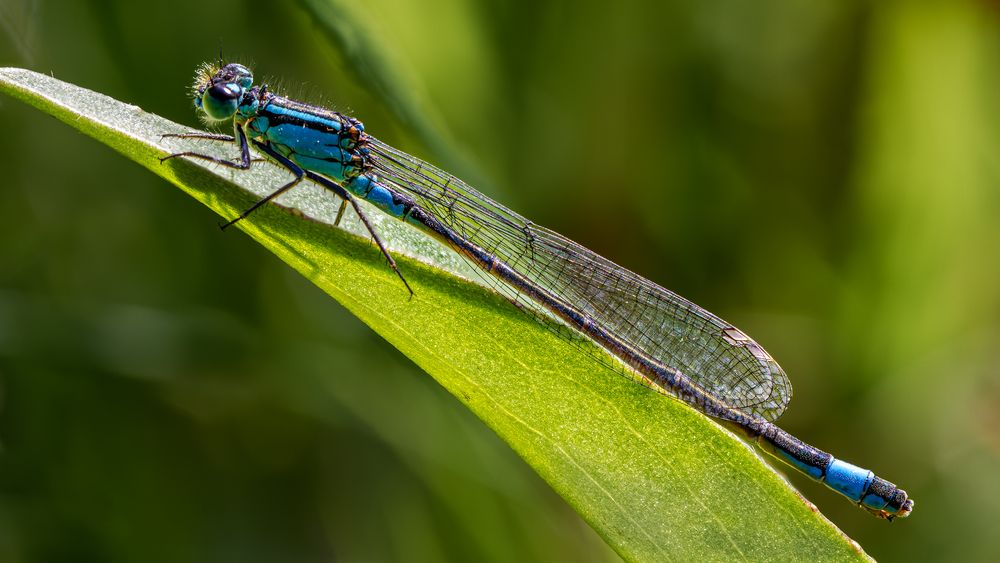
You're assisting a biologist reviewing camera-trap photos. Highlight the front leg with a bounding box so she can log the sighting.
[161,132,235,142]
[160,123,252,170]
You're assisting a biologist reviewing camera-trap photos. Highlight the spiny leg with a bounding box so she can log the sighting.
[161,132,235,142]
[303,170,414,297]
[334,199,349,227]
[344,186,414,298]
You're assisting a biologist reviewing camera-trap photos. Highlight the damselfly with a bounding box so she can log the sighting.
[162,62,913,520]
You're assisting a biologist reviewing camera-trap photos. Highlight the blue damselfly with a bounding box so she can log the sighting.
[162,62,913,520]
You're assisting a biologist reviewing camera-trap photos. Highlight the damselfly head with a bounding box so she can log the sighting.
[191,62,255,121]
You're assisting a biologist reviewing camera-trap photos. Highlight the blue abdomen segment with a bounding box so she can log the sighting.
[822,459,912,517]
[755,422,912,518]
[824,459,874,502]
[345,176,413,220]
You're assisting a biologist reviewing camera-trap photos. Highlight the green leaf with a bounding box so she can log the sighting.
[0,67,870,562]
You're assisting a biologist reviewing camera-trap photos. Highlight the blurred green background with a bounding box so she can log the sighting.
[1,0,998,561]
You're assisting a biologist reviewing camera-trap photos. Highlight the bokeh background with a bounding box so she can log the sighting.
[1,0,999,561]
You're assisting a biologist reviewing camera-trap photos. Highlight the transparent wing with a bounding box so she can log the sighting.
[367,137,791,421]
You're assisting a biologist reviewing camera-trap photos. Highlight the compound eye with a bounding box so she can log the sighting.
[234,67,254,89]
[220,63,254,89]
[201,83,241,120]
